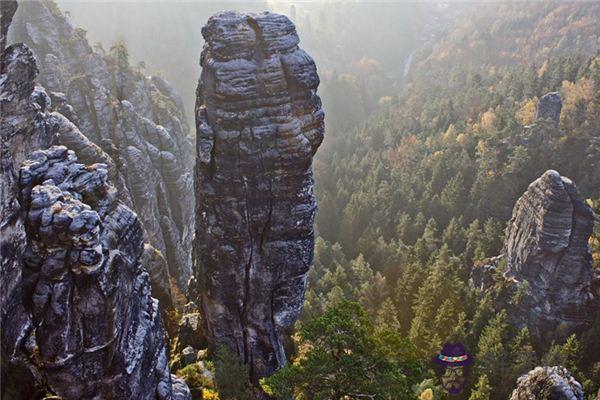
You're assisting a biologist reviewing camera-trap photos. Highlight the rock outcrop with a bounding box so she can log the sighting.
[510,366,583,400]
[11,1,194,292]
[18,145,181,399]
[193,10,324,389]
[1,7,189,397]
[535,92,562,124]
[0,1,18,64]
[504,170,595,340]
[173,312,207,366]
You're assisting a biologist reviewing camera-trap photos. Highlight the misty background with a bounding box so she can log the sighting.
[43,1,465,129]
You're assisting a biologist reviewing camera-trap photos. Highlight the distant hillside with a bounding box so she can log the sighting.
[420,2,599,66]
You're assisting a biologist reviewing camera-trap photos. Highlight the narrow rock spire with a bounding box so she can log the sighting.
[193,10,324,389]
[504,170,595,340]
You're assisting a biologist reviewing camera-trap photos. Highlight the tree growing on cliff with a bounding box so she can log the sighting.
[261,301,421,399]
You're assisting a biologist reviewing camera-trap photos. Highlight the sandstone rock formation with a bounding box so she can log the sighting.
[535,92,562,124]
[18,145,181,399]
[510,366,583,400]
[1,17,56,399]
[469,255,502,291]
[11,1,194,292]
[0,1,17,63]
[1,6,189,397]
[194,10,324,388]
[504,170,595,340]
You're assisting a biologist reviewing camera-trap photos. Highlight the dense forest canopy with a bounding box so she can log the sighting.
[301,2,600,399]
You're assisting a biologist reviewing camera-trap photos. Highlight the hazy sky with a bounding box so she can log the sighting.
[44,1,455,122]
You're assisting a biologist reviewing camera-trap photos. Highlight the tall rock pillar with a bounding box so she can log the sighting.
[193,11,324,386]
[504,170,595,340]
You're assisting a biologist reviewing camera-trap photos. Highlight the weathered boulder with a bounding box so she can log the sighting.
[510,366,583,400]
[504,170,595,340]
[11,1,194,291]
[535,92,562,124]
[193,10,324,389]
[176,312,207,352]
[171,311,208,370]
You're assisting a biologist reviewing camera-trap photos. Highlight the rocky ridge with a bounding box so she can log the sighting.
[193,10,324,389]
[1,3,189,398]
[11,1,194,292]
[535,92,562,124]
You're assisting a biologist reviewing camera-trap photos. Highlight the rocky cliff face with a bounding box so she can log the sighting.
[504,170,595,340]
[11,1,194,292]
[1,5,189,398]
[510,366,584,400]
[17,145,186,399]
[193,10,324,388]
[1,8,56,395]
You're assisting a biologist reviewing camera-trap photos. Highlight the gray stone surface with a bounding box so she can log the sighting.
[193,10,324,388]
[504,170,595,340]
[0,1,17,64]
[510,366,583,400]
[1,37,57,400]
[11,1,194,291]
[18,145,175,399]
[1,12,189,397]
[535,92,562,123]
[469,255,502,291]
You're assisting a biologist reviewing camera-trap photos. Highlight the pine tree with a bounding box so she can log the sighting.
[376,298,402,333]
[442,216,467,256]
[476,310,512,398]
[409,248,464,358]
[261,301,420,400]
[469,374,491,400]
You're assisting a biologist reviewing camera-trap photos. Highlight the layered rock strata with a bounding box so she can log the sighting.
[194,10,324,387]
[1,9,189,397]
[504,170,595,339]
[11,1,194,291]
[1,16,56,398]
[510,366,584,400]
[18,145,182,399]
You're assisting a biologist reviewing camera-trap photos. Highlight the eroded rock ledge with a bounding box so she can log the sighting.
[18,145,180,399]
[193,10,324,388]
